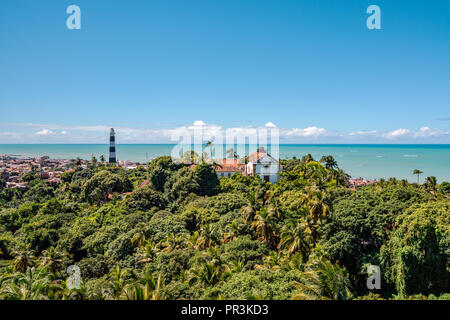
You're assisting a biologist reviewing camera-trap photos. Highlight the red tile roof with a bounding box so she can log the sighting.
[215,164,245,173]
[217,159,241,165]
[248,151,267,162]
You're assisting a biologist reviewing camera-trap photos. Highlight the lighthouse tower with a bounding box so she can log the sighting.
[109,128,116,164]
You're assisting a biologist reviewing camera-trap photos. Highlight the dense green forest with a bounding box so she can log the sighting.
[0,154,449,300]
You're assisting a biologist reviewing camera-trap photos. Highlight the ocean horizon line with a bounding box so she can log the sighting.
[1,143,450,146]
[1,144,450,181]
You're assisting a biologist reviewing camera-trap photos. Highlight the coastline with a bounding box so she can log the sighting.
[1,143,450,182]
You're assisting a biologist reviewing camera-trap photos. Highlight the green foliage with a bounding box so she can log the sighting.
[147,211,188,243]
[22,171,41,186]
[23,183,55,203]
[148,156,182,192]
[222,236,269,270]
[202,268,303,300]
[438,181,450,194]
[147,249,192,283]
[220,173,265,196]
[123,186,165,212]
[380,201,450,297]
[0,155,448,300]
[81,170,132,204]
[192,163,220,196]
[320,183,434,294]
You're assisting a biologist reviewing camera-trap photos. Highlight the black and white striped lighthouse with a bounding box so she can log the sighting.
[109,128,116,164]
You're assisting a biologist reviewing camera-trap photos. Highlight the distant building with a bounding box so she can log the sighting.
[109,128,116,164]
[348,177,377,187]
[246,147,280,183]
[214,159,245,178]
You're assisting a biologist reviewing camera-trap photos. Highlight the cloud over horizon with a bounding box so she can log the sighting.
[0,122,449,144]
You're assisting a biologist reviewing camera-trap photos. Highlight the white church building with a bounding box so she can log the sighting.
[246,147,280,183]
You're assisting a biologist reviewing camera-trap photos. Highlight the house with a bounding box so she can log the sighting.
[214,159,245,178]
[246,147,280,183]
[348,177,377,187]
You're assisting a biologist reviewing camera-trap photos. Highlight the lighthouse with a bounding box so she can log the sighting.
[109,128,116,164]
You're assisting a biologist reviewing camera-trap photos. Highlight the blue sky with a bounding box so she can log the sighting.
[0,0,449,143]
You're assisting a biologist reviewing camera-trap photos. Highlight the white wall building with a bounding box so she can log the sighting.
[246,148,280,183]
[213,159,245,178]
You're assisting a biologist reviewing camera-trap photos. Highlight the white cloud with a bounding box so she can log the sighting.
[35,129,55,136]
[284,126,329,138]
[2,122,450,143]
[348,130,378,136]
[414,126,449,137]
[382,128,410,139]
[193,120,206,126]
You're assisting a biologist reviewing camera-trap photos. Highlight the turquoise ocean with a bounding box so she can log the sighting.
[1,144,449,182]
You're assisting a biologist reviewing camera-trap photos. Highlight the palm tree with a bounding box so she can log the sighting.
[301,154,314,164]
[332,169,350,187]
[0,267,52,300]
[59,284,87,300]
[207,246,228,272]
[130,223,147,248]
[255,251,283,270]
[187,232,200,249]
[136,240,158,264]
[196,225,219,249]
[320,155,338,170]
[39,247,66,276]
[425,176,437,194]
[161,232,188,252]
[12,248,35,273]
[300,188,329,243]
[303,188,328,218]
[228,259,244,274]
[122,273,165,300]
[243,191,261,224]
[181,150,199,164]
[413,169,423,183]
[264,191,282,220]
[205,140,213,161]
[211,161,222,170]
[290,271,323,300]
[187,262,224,287]
[105,266,129,299]
[283,252,304,271]
[252,207,278,249]
[290,258,352,300]
[304,162,328,190]
[223,220,242,243]
[90,155,98,168]
[279,211,311,261]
